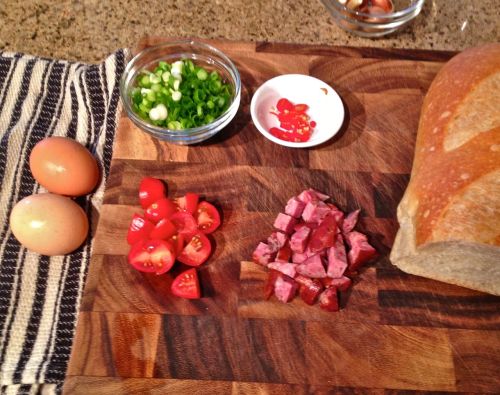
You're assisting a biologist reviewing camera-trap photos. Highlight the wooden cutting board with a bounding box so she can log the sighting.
[64,38,500,394]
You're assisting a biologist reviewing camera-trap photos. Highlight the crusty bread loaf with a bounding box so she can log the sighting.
[390,43,500,295]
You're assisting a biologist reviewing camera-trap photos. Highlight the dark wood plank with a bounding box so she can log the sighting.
[449,329,500,392]
[377,268,500,330]
[372,173,410,219]
[256,42,457,62]
[63,377,232,395]
[139,37,457,63]
[305,322,456,391]
[153,315,306,384]
[64,377,397,395]
[310,57,442,95]
[67,312,162,377]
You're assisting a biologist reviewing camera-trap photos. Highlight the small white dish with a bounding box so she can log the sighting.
[250,74,344,148]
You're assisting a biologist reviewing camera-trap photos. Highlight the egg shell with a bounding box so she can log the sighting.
[29,136,99,196]
[10,193,89,256]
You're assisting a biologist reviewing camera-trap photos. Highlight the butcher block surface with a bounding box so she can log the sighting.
[64,38,500,394]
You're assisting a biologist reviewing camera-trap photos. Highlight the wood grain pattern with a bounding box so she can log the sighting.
[66,38,500,394]
[305,321,455,390]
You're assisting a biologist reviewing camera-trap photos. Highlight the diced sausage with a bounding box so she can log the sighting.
[302,201,331,224]
[326,233,348,278]
[298,189,330,203]
[297,277,324,305]
[290,225,311,254]
[264,269,281,300]
[268,262,297,278]
[274,275,298,303]
[296,254,327,278]
[292,251,308,264]
[342,209,360,234]
[267,231,288,253]
[285,197,306,218]
[308,215,337,252]
[276,242,292,262]
[327,203,345,227]
[345,231,377,271]
[328,276,352,292]
[292,246,323,264]
[313,190,330,201]
[319,287,339,312]
[294,222,319,232]
[252,242,276,266]
[273,213,297,234]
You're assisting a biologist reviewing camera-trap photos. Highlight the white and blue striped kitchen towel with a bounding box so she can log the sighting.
[0,49,128,395]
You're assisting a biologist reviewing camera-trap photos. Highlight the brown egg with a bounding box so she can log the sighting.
[30,137,99,196]
[10,193,89,256]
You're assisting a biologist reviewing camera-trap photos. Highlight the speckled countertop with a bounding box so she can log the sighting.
[0,0,499,62]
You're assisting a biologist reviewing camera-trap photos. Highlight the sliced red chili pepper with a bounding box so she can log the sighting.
[293,104,309,113]
[269,98,316,143]
[277,112,297,125]
[270,127,295,142]
[276,98,294,112]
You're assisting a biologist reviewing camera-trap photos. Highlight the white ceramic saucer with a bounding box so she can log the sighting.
[250,74,344,148]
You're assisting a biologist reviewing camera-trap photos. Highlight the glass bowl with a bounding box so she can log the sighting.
[320,0,425,37]
[120,40,241,145]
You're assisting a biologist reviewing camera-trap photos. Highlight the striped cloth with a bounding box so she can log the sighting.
[0,49,128,394]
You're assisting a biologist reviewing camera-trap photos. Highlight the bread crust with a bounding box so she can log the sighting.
[390,43,500,295]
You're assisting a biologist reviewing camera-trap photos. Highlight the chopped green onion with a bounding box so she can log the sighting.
[151,84,162,92]
[131,59,233,128]
[197,69,208,80]
[172,91,182,102]
[146,91,156,102]
[162,71,171,82]
[149,74,161,84]
[140,75,151,88]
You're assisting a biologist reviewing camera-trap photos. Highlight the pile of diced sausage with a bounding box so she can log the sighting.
[252,189,377,312]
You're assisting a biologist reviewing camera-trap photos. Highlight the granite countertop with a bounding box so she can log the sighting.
[0,0,498,62]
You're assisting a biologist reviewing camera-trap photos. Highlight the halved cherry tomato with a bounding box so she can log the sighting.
[276,98,294,112]
[170,212,198,237]
[127,239,175,275]
[168,233,185,257]
[175,192,199,214]
[126,214,155,245]
[171,268,201,299]
[145,198,177,223]
[128,240,155,273]
[139,177,166,209]
[150,218,177,240]
[177,232,211,266]
[194,201,221,234]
